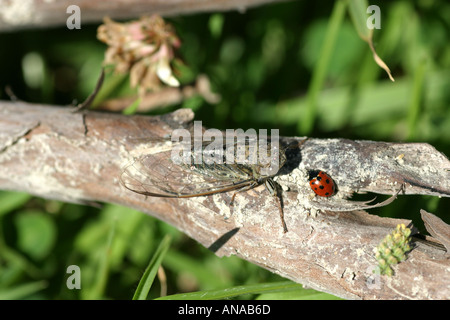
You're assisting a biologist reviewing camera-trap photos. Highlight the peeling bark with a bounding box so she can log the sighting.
[421,209,450,253]
[0,101,449,299]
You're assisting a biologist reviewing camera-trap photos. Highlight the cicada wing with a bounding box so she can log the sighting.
[120,152,254,198]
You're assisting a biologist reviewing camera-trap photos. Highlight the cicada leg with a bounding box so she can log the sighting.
[264,178,288,233]
[229,181,259,206]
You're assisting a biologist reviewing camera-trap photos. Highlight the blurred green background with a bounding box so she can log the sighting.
[0,0,449,299]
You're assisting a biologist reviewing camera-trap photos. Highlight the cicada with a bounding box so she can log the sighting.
[120,134,304,232]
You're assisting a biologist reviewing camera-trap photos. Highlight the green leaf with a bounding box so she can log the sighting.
[209,14,225,39]
[14,210,56,260]
[0,191,31,217]
[133,234,172,300]
[348,0,371,41]
[91,71,130,108]
[81,217,117,300]
[348,0,394,81]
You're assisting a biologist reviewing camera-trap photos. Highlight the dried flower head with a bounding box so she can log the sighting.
[97,15,181,95]
[375,224,412,276]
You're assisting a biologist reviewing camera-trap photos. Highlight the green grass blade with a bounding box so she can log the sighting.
[82,218,117,300]
[299,0,347,135]
[122,97,141,115]
[348,0,371,41]
[0,281,47,300]
[156,281,303,300]
[407,59,427,140]
[257,291,341,300]
[133,234,172,300]
[0,243,44,279]
[91,71,129,108]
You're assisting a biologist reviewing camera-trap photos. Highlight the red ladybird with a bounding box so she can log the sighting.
[309,170,335,197]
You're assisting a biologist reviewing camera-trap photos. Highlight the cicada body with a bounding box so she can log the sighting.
[121,135,304,232]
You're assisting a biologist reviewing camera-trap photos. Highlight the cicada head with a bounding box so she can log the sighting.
[253,142,287,178]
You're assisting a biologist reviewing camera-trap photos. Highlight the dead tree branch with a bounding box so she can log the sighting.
[0,101,449,299]
[0,0,285,32]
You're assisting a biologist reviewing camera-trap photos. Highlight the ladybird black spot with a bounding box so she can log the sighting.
[325,192,330,195]
[316,176,322,181]
[325,179,330,184]
[308,170,321,181]
[319,185,324,189]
